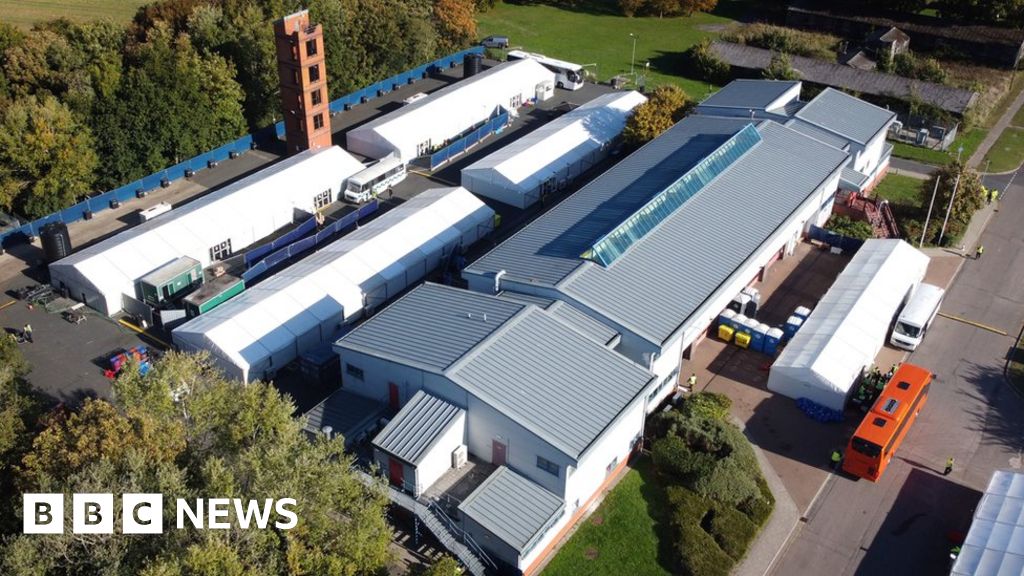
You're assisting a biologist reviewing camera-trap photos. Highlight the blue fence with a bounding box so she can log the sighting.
[807,225,866,253]
[242,200,379,284]
[245,216,318,266]
[429,111,509,170]
[1,46,485,248]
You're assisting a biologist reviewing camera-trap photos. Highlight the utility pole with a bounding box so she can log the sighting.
[937,172,961,247]
[629,33,638,79]
[920,176,940,248]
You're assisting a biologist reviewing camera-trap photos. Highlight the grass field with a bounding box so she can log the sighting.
[477,0,752,99]
[873,173,925,208]
[0,0,145,28]
[982,127,1024,172]
[891,127,986,166]
[543,458,672,576]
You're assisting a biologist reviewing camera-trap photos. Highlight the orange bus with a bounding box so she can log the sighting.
[843,363,932,481]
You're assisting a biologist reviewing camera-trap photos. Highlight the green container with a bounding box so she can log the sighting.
[183,275,244,318]
[138,256,202,306]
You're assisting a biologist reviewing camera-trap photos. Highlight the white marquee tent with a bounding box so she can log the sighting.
[461,90,647,209]
[768,239,929,411]
[346,59,554,161]
[172,187,495,382]
[49,146,364,316]
[953,470,1024,576]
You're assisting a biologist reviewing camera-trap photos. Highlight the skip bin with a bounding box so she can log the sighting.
[764,327,784,355]
[718,324,735,343]
[735,331,752,349]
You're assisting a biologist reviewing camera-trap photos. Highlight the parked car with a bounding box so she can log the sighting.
[480,35,510,49]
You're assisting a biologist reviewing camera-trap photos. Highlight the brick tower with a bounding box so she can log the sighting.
[274,10,331,154]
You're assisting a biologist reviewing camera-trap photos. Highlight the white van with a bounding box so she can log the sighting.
[890,283,945,351]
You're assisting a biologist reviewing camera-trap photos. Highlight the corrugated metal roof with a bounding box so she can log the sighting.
[784,118,850,150]
[139,256,199,287]
[465,116,745,287]
[495,291,555,308]
[953,470,1024,576]
[451,306,654,459]
[710,42,976,116]
[373,390,464,465]
[546,300,618,346]
[841,166,870,191]
[341,283,524,372]
[458,466,564,553]
[467,117,850,345]
[698,79,800,109]
[795,87,896,145]
[303,389,386,440]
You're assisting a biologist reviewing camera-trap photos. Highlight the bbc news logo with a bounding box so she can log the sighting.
[23,494,297,534]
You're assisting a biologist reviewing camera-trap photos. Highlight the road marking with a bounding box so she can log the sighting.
[117,319,172,348]
[0,299,16,312]
[937,312,1008,336]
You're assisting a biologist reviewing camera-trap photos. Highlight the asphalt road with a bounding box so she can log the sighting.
[771,167,1024,575]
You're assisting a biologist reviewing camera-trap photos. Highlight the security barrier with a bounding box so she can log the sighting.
[429,110,509,170]
[0,46,485,248]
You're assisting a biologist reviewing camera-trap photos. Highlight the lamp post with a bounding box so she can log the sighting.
[629,33,638,78]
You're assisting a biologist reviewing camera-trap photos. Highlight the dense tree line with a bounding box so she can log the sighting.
[0,0,477,219]
[0,350,396,575]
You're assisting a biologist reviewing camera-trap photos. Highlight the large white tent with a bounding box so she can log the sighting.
[768,239,928,411]
[49,146,364,316]
[172,187,495,383]
[346,59,554,161]
[461,90,647,209]
[953,470,1024,576]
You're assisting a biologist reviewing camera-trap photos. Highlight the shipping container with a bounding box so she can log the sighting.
[183,274,245,318]
[138,256,202,306]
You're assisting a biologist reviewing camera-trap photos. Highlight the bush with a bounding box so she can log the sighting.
[722,23,840,61]
[648,409,686,439]
[653,435,718,483]
[738,475,775,527]
[656,417,763,506]
[826,214,874,240]
[675,521,733,576]
[679,392,731,421]
[707,503,758,560]
[685,38,730,85]
[891,52,948,84]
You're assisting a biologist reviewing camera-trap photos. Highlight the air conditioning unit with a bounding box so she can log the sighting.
[452,445,468,469]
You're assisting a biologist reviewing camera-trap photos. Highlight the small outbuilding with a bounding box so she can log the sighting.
[461,90,647,209]
[767,239,929,411]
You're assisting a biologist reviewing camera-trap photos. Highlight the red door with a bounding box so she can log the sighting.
[492,439,507,467]
[388,457,404,487]
[388,383,400,411]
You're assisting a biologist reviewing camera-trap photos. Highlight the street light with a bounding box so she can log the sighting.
[629,33,638,78]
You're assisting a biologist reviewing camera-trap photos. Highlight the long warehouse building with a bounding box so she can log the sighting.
[49,146,364,316]
[461,90,647,208]
[173,187,494,382]
[346,59,554,161]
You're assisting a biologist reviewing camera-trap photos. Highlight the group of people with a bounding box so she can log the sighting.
[7,323,32,344]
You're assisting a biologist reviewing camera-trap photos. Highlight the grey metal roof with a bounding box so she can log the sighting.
[466,116,746,287]
[495,291,555,308]
[373,390,464,465]
[458,466,564,553]
[546,301,619,346]
[451,306,654,459]
[340,283,524,372]
[785,119,850,150]
[303,389,386,442]
[841,166,870,191]
[795,87,896,145]
[710,41,976,116]
[698,79,800,110]
[467,116,849,345]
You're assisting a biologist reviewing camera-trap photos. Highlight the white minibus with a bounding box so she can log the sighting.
[890,283,945,351]
[344,154,406,203]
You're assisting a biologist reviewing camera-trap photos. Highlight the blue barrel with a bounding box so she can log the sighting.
[794,305,812,321]
[783,315,803,340]
[764,327,784,355]
[750,322,769,353]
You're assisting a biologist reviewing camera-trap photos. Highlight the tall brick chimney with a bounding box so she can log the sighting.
[274,10,331,154]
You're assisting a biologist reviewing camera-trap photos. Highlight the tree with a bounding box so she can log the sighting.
[619,0,647,16]
[433,0,476,55]
[686,38,729,84]
[763,52,798,81]
[0,95,99,217]
[423,555,463,576]
[918,162,985,245]
[2,352,392,576]
[622,84,691,146]
[0,338,39,535]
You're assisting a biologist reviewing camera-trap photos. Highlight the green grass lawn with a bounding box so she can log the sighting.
[0,0,145,28]
[1012,102,1024,128]
[873,173,925,208]
[477,0,751,99]
[982,127,1024,172]
[891,127,986,166]
[543,458,672,576]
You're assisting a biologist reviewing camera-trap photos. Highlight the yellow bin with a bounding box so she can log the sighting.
[734,331,752,349]
[718,324,735,342]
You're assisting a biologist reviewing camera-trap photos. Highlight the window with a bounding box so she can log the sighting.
[313,113,324,130]
[209,239,232,261]
[311,89,322,106]
[536,456,559,476]
[606,457,619,476]
[309,64,320,82]
[345,363,364,380]
[314,189,331,209]
[305,39,318,57]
